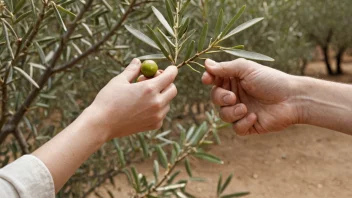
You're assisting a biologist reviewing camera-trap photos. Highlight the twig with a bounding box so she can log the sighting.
[14,129,29,154]
[53,0,137,73]
[13,2,48,65]
[0,62,10,130]
[138,128,213,198]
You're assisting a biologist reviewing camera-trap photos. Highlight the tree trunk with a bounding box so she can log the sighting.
[336,47,346,75]
[322,46,334,75]
[300,58,308,76]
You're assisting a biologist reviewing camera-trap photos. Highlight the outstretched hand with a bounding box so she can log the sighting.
[90,59,178,139]
[202,58,300,135]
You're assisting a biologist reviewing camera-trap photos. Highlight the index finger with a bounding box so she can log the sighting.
[150,66,178,91]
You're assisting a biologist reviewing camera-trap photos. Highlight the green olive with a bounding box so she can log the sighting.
[141,60,158,78]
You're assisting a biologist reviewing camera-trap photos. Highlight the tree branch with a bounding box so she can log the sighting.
[0,0,95,144]
[13,2,48,65]
[52,0,137,73]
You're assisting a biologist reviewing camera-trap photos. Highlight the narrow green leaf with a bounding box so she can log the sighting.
[34,42,46,64]
[157,28,175,47]
[137,133,149,158]
[184,40,195,61]
[220,173,233,194]
[172,142,181,155]
[14,11,32,24]
[222,18,264,40]
[156,145,168,169]
[189,122,208,145]
[138,54,166,60]
[113,139,126,167]
[102,0,113,12]
[147,26,170,61]
[170,148,176,164]
[2,20,18,39]
[14,67,39,88]
[223,49,274,62]
[52,2,67,32]
[152,6,174,36]
[131,166,140,192]
[221,5,246,38]
[29,63,46,70]
[198,23,208,52]
[178,18,190,38]
[153,160,159,182]
[187,64,201,74]
[165,0,174,27]
[2,21,14,59]
[57,5,77,17]
[30,0,36,18]
[14,0,26,14]
[214,9,224,38]
[156,183,186,191]
[185,158,192,177]
[167,170,181,184]
[213,128,221,144]
[180,0,191,14]
[82,23,93,37]
[193,152,223,164]
[125,25,160,50]
[232,45,245,49]
[217,173,223,196]
[180,130,186,145]
[186,124,196,141]
[220,192,250,198]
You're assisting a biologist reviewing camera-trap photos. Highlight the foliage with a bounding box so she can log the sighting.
[0,0,351,197]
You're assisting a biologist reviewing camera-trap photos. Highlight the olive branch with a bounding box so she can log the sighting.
[125,0,274,73]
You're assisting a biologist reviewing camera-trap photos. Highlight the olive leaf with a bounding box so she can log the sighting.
[223,49,274,61]
[52,2,67,32]
[138,54,166,60]
[152,6,175,36]
[192,152,224,164]
[125,25,160,50]
[14,67,40,88]
[222,17,264,40]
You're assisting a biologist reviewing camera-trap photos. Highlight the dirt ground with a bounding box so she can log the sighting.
[94,59,352,198]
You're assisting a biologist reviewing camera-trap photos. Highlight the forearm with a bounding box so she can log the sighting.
[293,76,352,134]
[32,106,108,193]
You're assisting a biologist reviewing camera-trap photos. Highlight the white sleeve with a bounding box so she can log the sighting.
[0,155,55,198]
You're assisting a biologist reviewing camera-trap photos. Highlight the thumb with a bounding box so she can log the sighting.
[205,58,255,79]
[120,58,141,82]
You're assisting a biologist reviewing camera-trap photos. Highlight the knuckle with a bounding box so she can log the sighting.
[152,98,163,110]
[144,84,155,94]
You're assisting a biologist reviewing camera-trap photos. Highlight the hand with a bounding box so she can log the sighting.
[202,58,300,135]
[87,58,178,140]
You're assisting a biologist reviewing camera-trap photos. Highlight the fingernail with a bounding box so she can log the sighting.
[223,94,234,105]
[234,106,245,116]
[206,59,218,67]
[131,58,140,65]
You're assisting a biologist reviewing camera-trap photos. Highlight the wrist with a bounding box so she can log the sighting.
[289,75,313,125]
[78,105,112,144]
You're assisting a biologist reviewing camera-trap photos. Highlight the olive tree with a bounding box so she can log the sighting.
[0,0,266,197]
[296,0,352,75]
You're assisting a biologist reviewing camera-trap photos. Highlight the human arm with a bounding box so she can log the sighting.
[31,59,178,193]
[202,58,352,135]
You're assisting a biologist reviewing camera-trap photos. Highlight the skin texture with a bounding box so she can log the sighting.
[33,59,178,192]
[202,58,352,136]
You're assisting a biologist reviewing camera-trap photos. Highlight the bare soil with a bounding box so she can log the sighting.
[94,59,352,198]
